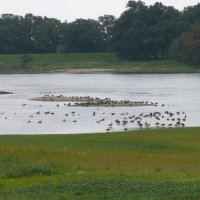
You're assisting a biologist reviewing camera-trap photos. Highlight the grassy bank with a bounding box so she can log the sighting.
[0,52,200,73]
[0,128,200,199]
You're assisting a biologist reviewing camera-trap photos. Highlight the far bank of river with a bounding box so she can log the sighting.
[0,53,200,74]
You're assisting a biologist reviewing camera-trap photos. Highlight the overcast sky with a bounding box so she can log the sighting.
[0,0,199,22]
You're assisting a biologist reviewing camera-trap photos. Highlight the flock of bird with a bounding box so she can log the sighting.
[0,100,187,132]
[103,110,187,132]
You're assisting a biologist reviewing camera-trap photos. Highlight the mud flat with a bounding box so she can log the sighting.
[31,95,96,102]
[50,68,115,74]
[31,95,156,107]
[0,91,13,95]
[72,99,156,107]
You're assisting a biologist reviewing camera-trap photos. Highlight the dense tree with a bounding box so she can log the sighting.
[173,3,200,35]
[64,19,105,52]
[98,15,116,51]
[168,4,200,64]
[182,4,200,25]
[112,1,180,60]
[147,3,180,58]
[169,35,184,59]
[0,14,64,53]
[0,1,200,61]
[0,14,21,53]
[111,1,149,59]
[19,14,63,53]
[181,24,200,64]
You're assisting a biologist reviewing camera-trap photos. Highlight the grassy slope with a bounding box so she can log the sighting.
[0,128,200,199]
[0,52,200,73]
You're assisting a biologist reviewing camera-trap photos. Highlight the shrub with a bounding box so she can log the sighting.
[21,54,33,69]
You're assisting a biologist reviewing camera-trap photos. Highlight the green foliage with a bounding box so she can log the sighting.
[169,35,184,59]
[111,1,200,61]
[182,3,200,27]
[98,15,116,51]
[112,1,180,60]
[0,14,114,54]
[64,19,105,53]
[0,14,63,54]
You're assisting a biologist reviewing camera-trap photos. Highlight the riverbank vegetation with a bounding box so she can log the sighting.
[0,1,200,66]
[0,52,199,73]
[0,128,200,199]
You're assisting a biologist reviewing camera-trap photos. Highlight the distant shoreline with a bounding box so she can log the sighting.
[0,52,199,74]
[49,68,200,74]
[0,68,199,74]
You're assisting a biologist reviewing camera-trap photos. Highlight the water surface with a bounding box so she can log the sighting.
[0,73,199,134]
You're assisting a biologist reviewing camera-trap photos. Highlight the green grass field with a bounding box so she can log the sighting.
[0,128,200,199]
[0,52,200,73]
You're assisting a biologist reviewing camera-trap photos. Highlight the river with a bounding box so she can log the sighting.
[0,73,199,134]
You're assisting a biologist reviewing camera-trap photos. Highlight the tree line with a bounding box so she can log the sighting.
[0,13,115,54]
[0,0,200,64]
